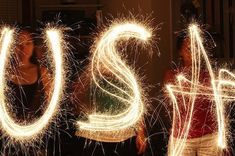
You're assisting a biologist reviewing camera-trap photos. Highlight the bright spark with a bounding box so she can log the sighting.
[0,27,65,141]
[76,22,151,142]
[167,24,228,156]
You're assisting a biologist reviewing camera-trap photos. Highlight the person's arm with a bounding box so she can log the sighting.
[40,67,52,101]
[163,70,174,89]
[134,71,175,155]
[70,67,92,116]
[163,69,177,104]
[136,121,147,155]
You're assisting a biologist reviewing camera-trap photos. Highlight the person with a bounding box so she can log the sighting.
[164,35,220,156]
[180,1,198,23]
[9,28,51,121]
[5,28,51,155]
[70,65,147,156]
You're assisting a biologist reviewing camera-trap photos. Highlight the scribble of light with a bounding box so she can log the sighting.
[76,22,151,142]
[0,27,65,141]
[167,24,227,156]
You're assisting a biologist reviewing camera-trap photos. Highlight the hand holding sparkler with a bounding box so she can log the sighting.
[136,122,147,155]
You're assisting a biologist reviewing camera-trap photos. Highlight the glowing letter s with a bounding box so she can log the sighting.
[76,22,151,142]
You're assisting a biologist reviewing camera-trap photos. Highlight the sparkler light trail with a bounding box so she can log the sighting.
[167,24,228,156]
[0,27,65,141]
[76,22,151,142]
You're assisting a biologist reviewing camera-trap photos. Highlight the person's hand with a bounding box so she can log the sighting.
[223,148,232,156]
[136,126,147,155]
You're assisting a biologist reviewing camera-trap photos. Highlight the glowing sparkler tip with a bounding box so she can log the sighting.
[177,74,184,80]
[218,142,226,149]
[142,31,151,41]
[189,23,199,30]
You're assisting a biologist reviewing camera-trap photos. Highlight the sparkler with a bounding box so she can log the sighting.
[167,24,227,156]
[0,27,65,141]
[76,22,151,142]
